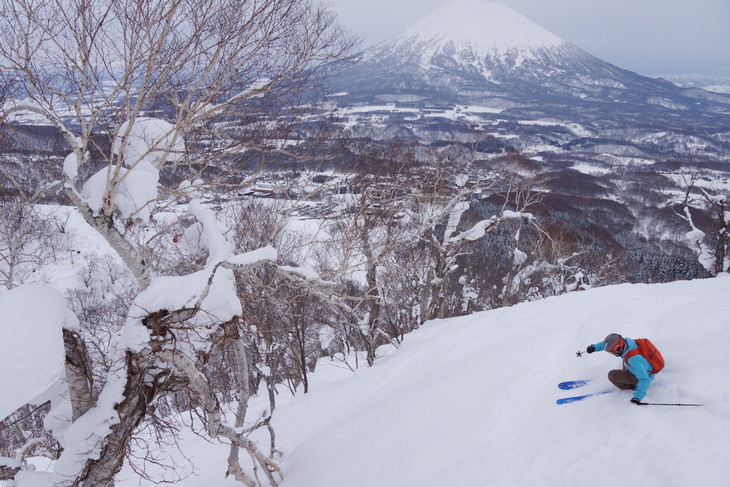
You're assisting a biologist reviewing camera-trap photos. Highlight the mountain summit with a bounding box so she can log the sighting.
[382,0,564,58]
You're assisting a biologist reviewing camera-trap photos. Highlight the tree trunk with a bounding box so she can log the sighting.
[715,199,727,274]
[75,353,156,487]
[361,224,382,366]
[63,329,95,421]
[225,319,256,484]
[365,259,381,367]
[297,331,309,394]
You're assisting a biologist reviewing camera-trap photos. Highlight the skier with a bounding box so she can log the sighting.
[585,333,664,405]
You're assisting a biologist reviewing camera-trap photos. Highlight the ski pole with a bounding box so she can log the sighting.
[637,402,702,407]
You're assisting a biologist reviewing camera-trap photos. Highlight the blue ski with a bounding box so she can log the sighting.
[556,391,612,405]
[558,380,592,390]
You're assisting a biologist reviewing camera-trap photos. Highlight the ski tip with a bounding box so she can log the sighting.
[558,380,591,390]
[556,390,612,405]
[556,395,587,404]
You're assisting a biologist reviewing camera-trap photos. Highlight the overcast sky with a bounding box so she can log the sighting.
[330,0,730,77]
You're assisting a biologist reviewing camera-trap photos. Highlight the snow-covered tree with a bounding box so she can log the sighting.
[672,169,729,276]
[313,139,419,365]
[406,149,542,322]
[0,0,352,485]
[317,143,544,357]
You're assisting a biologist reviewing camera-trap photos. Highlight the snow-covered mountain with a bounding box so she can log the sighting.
[364,0,565,72]
[355,0,630,99]
[326,0,730,161]
[654,73,730,94]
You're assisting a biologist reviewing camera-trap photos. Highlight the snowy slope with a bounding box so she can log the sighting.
[110,275,730,487]
[368,0,565,67]
[272,277,730,487]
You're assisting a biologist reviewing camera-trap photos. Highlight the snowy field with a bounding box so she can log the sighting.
[115,275,730,487]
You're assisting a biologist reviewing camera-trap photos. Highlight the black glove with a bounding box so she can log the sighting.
[586,345,595,354]
[630,398,642,405]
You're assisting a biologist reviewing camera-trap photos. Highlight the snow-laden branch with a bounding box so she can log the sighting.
[64,186,152,289]
[81,161,160,221]
[449,210,533,243]
[2,99,82,153]
[187,199,235,265]
[278,265,325,282]
[679,205,715,273]
[443,201,470,241]
[0,438,45,480]
[189,77,271,122]
[112,117,185,170]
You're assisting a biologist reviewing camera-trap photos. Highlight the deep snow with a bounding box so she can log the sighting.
[111,274,730,487]
[0,285,71,421]
[271,277,730,487]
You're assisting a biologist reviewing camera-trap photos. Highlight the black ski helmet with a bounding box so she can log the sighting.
[604,333,627,356]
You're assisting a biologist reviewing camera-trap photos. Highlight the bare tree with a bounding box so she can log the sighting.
[312,138,419,365]
[0,198,63,289]
[0,0,353,485]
